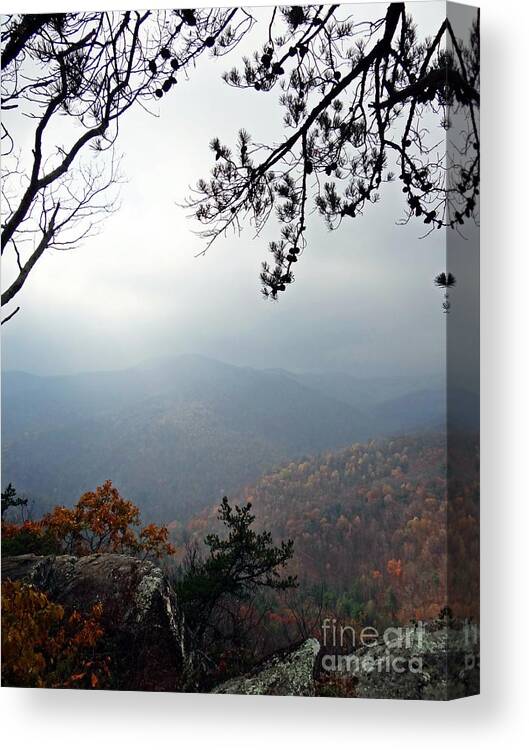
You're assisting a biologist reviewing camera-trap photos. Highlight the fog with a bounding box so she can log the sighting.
[1,2,449,378]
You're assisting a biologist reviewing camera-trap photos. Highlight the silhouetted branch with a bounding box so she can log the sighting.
[1,306,20,325]
[1,8,253,318]
[187,2,479,300]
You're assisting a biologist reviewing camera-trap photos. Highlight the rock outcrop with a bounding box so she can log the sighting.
[2,555,478,699]
[212,638,320,697]
[2,554,183,691]
[317,620,479,700]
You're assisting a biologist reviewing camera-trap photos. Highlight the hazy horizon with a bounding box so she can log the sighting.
[1,2,448,380]
[2,349,446,381]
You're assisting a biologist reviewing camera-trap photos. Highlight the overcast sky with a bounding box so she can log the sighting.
[2,2,452,378]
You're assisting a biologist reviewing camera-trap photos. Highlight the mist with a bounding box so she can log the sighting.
[1,2,447,379]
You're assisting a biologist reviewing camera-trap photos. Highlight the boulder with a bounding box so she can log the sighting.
[317,620,479,700]
[212,638,320,697]
[2,554,183,691]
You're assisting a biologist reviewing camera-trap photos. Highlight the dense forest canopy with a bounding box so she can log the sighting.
[186,432,479,629]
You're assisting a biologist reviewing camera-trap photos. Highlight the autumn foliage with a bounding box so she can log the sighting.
[1,481,177,688]
[2,480,175,559]
[186,434,479,627]
[1,579,108,688]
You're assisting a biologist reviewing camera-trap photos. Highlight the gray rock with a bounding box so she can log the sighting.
[318,621,479,700]
[212,638,320,697]
[2,554,183,691]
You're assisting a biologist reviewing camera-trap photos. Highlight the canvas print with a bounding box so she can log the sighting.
[1,2,479,699]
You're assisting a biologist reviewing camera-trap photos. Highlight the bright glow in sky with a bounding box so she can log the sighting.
[2,2,450,377]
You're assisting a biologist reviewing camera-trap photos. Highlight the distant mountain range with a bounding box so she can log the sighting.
[1,354,475,521]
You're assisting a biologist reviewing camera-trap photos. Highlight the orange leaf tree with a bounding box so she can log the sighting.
[3,480,175,559]
[1,579,108,688]
[42,480,176,557]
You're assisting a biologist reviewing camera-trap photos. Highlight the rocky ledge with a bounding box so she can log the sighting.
[2,555,479,699]
[2,553,183,691]
[317,620,480,700]
[213,639,321,697]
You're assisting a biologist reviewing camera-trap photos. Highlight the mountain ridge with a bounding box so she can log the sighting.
[1,355,451,521]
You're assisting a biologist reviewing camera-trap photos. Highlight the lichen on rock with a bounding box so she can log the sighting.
[318,620,479,700]
[212,638,320,696]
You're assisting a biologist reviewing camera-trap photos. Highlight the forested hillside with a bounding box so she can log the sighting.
[2,356,449,520]
[188,433,479,627]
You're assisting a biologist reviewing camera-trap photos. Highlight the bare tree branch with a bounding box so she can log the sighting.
[1,8,253,319]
